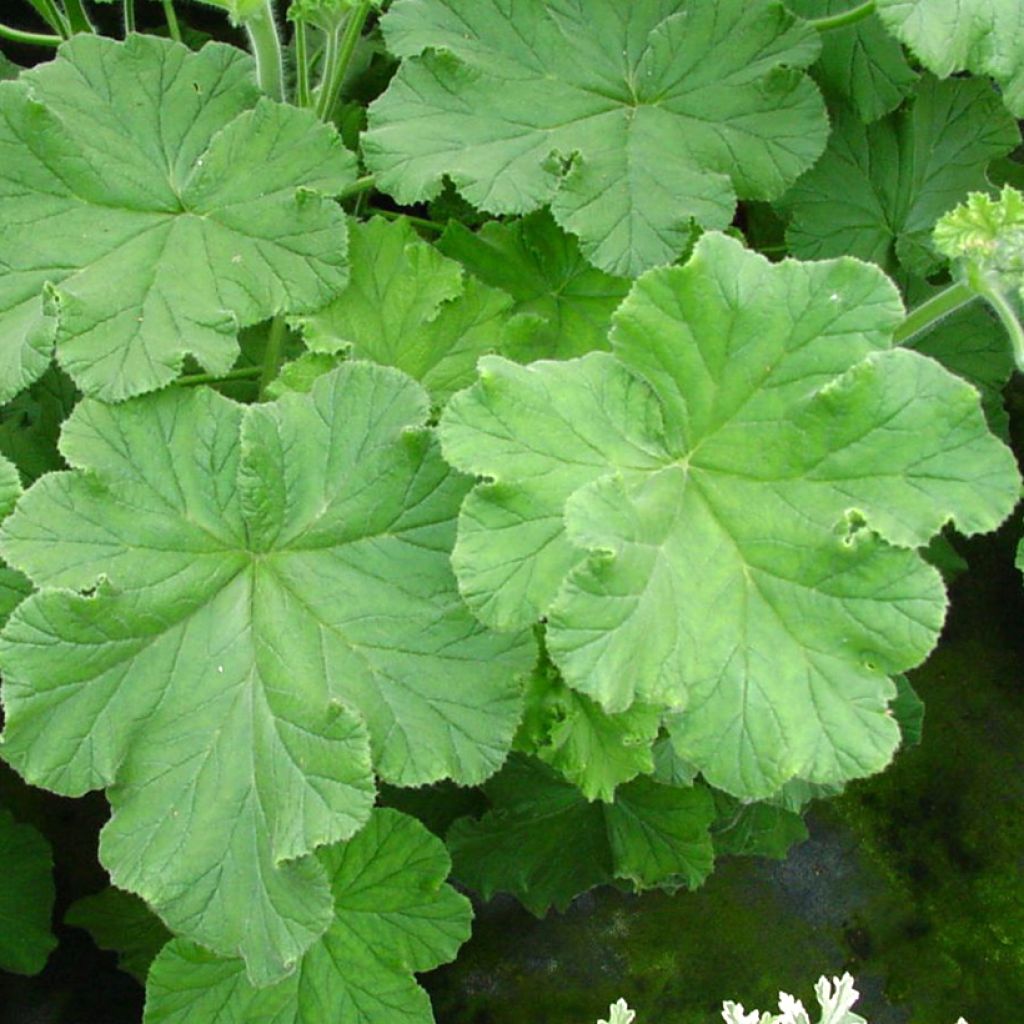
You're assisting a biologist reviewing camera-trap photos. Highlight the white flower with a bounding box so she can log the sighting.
[814,973,866,1024]
[721,1001,766,1024]
[777,990,811,1024]
[598,997,636,1024]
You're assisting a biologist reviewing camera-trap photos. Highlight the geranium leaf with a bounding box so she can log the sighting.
[711,793,808,860]
[779,77,1019,277]
[0,34,355,403]
[437,210,631,360]
[876,0,1024,116]
[0,806,56,975]
[440,233,1021,798]
[145,809,472,1024]
[299,217,517,402]
[364,0,828,277]
[0,363,531,983]
[787,0,917,122]
[447,755,715,915]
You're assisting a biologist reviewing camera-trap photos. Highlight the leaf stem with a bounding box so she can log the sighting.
[62,0,94,33]
[259,316,289,399]
[245,0,286,102]
[339,175,376,201]
[893,281,976,345]
[314,0,372,122]
[294,18,311,108]
[161,0,181,42]
[807,0,876,31]
[371,207,446,233]
[26,0,71,37]
[123,0,136,34]
[0,20,62,45]
[977,281,1024,373]
[178,366,263,387]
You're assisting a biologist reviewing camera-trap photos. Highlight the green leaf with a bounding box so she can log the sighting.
[787,0,917,122]
[0,53,20,81]
[876,0,1024,116]
[365,0,828,277]
[437,211,631,360]
[0,367,77,485]
[440,233,1022,798]
[890,674,925,748]
[0,806,56,975]
[779,77,1020,277]
[0,451,27,627]
[0,363,531,983]
[289,0,384,30]
[194,0,270,24]
[0,34,356,403]
[516,647,660,802]
[710,794,808,860]
[66,888,171,984]
[145,809,471,1024]
[448,755,715,915]
[299,217,517,403]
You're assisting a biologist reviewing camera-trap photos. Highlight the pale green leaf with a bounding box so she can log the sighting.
[0,807,56,975]
[876,0,1024,116]
[365,0,827,277]
[516,650,660,802]
[0,34,355,403]
[787,0,917,122]
[66,888,171,984]
[437,210,631,360]
[145,809,471,1024]
[0,363,531,983]
[299,217,516,402]
[440,233,1022,798]
[779,77,1019,277]
[448,755,715,915]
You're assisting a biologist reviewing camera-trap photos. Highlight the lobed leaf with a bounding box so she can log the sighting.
[0,34,356,403]
[440,233,1022,798]
[0,363,532,983]
[365,0,828,277]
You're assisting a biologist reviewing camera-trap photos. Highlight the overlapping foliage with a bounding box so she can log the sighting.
[0,0,1022,1020]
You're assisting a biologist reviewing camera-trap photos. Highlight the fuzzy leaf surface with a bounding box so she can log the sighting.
[441,233,1021,798]
[780,77,1019,277]
[365,0,827,277]
[145,809,471,1024]
[0,363,530,982]
[876,0,1024,116]
[447,755,715,915]
[0,807,56,975]
[437,211,631,360]
[0,34,355,403]
[299,217,515,402]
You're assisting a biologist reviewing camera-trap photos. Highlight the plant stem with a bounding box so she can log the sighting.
[0,21,61,45]
[371,207,446,233]
[978,283,1024,373]
[893,281,976,345]
[315,0,372,122]
[808,0,876,31]
[339,175,376,201]
[162,0,182,42]
[178,366,262,387]
[294,19,312,108]
[62,0,94,33]
[123,0,136,34]
[258,316,289,399]
[26,0,71,37]
[245,0,285,102]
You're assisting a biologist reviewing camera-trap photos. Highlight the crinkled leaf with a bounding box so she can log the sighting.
[779,77,1019,277]
[66,888,171,984]
[876,0,1024,116]
[787,0,917,122]
[365,0,828,277]
[0,806,56,975]
[437,211,631,360]
[0,34,356,403]
[299,217,516,403]
[448,755,714,915]
[0,363,531,982]
[711,794,808,860]
[516,648,660,802]
[440,233,1021,798]
[145,809,471,1024]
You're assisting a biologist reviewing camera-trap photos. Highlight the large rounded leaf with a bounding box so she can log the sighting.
[440,233,1022,798]
[146,809,472,1024]
[0,363,531,983]
[364,0,827,277]
[0,34,356,403]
